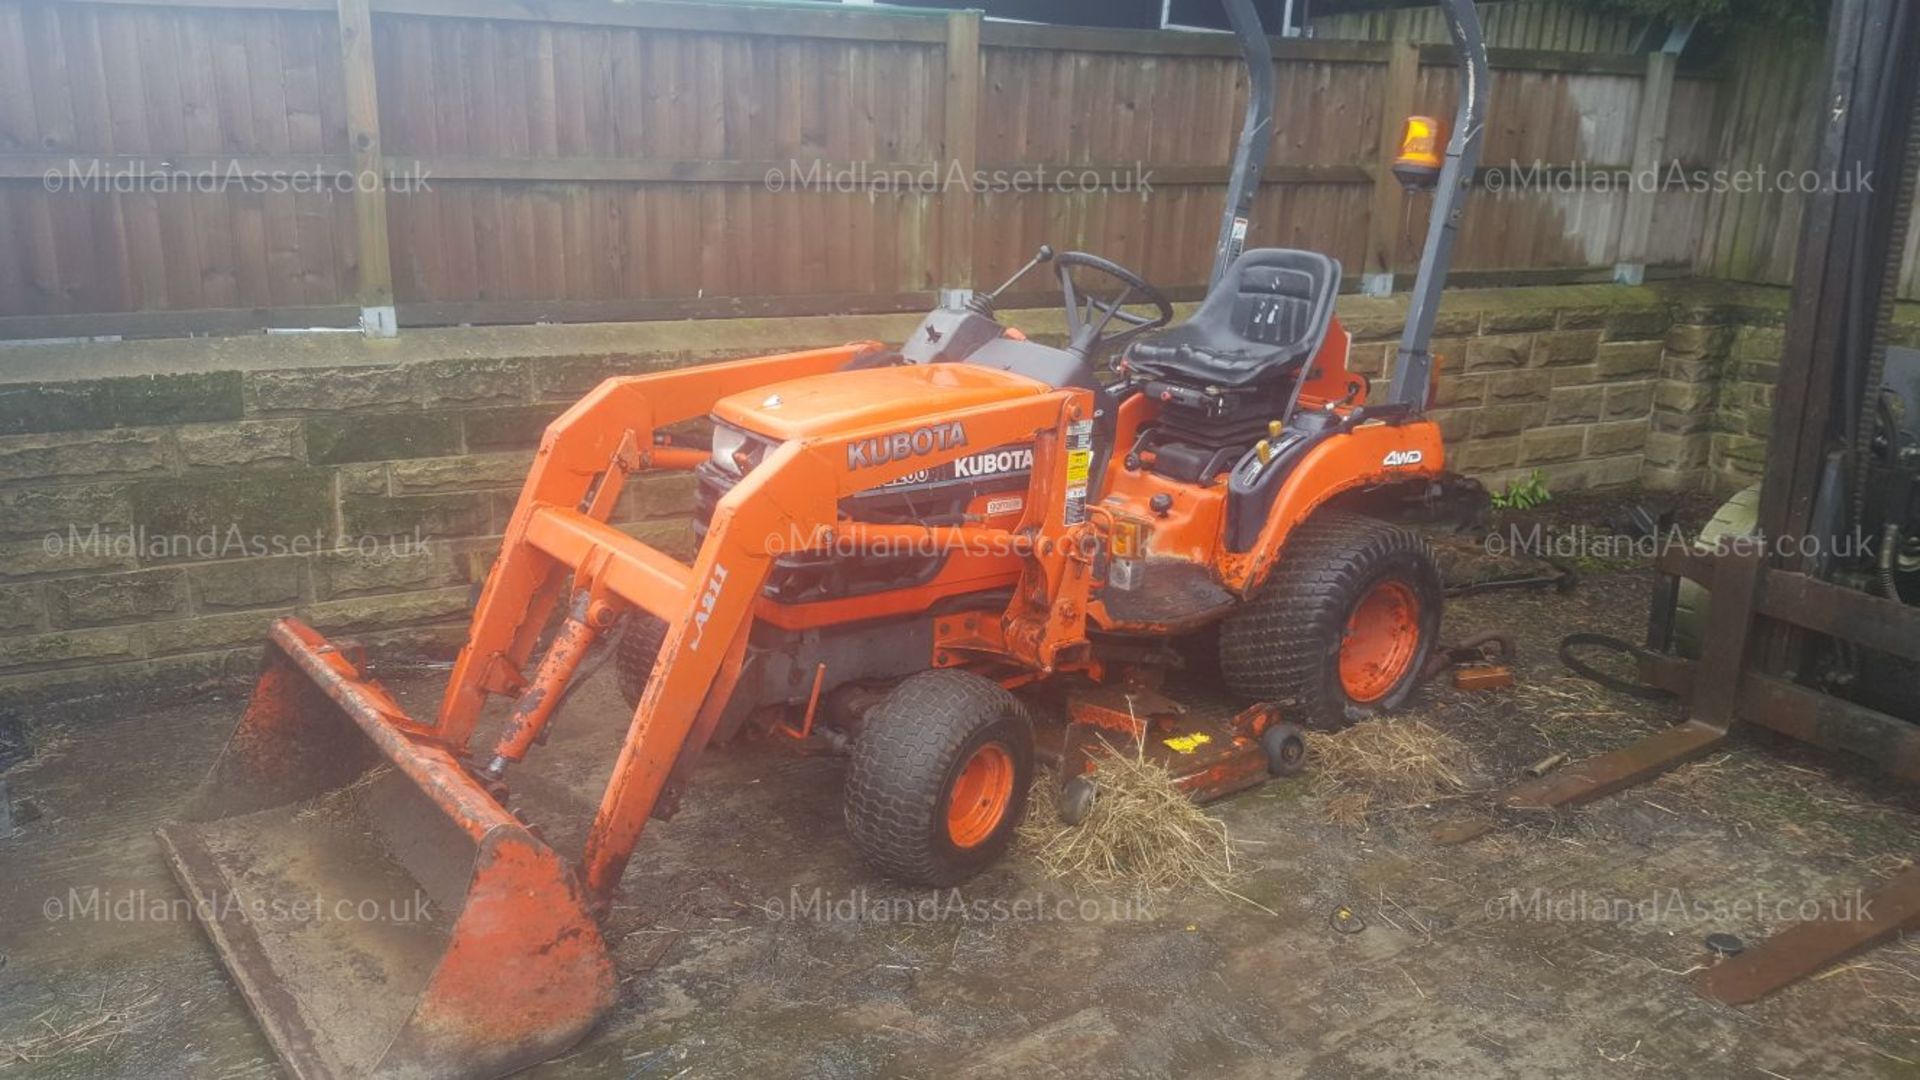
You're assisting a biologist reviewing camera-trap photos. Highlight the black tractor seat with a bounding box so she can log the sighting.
[1124,248,1341,389]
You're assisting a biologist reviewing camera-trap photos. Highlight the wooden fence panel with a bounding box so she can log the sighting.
[1312,0,1645,52]
[370,15,946,305]
[968,42,1383,294]
[0,1,355,319]
[0,0,1815,338]
[1690,30,1920,301]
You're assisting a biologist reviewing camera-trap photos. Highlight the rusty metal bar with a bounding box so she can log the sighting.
[1700,867,1920,1005]
[1756,570,1920,663]
[1502,721,1728,810]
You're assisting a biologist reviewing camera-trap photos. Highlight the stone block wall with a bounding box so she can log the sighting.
[0,356,713,706]
[0,283,1756,706]
[1383,292,1673,496]
[1642,285,1920,496]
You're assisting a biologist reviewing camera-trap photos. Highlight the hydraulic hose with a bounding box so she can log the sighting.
[1878,523,1908,602]
[1557,633,1674,701]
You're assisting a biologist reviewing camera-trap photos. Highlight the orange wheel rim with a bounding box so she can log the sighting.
[1339,579,1422,703]
[947,743,1014,849]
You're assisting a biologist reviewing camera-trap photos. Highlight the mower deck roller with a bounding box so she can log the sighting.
[157,618,615,1079]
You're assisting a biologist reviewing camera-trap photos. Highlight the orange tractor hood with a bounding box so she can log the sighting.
[711,362,1047,439]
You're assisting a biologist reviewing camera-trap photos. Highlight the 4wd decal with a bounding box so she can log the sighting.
[1382,449,1425,468]
[847,421,969,470]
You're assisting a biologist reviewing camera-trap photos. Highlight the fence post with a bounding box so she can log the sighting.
[1613,44,1683,284]
[941,10,981,294]
[337,0,397,336]
[1362,37,1421,297]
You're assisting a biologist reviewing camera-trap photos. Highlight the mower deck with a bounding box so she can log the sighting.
[1043,682,1282,803]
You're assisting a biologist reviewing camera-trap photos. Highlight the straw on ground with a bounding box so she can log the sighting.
[1311,718,1475,826]
[1020,747,1236,895]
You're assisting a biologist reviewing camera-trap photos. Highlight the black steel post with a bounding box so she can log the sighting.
[1387,0,1488,408]
[1209,0,1275,290]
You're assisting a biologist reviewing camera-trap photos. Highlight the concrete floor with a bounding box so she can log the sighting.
[3,564,1918,1079]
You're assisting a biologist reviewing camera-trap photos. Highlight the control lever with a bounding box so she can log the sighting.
[967,245,1054,317]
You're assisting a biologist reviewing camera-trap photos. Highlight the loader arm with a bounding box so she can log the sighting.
[577,384,1096,902]
[437,343,881,744]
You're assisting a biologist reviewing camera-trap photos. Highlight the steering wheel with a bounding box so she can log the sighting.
[1053,251,1174,361]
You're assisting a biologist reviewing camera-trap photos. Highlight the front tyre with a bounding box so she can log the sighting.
[1220,511,1442,729]
[614,614,668,710]
[843,670,1034,885]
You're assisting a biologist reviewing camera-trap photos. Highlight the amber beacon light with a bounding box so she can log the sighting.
[1392,115,1445,189]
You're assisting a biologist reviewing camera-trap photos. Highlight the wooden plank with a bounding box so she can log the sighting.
[52,0,332,12]
[940,10,979,289]
[0,154,355,179]
[345,157,1373,186]
[283,14,334,303]
[137,9,190,152]
[0,5,36,154]
[0,189,26,314]
[374,0,946,44]
[46,0,949,43]
[982,23,1387,64]
[1419,43,1715,78]
[98,6,153,154]
[37,3,91,157]
[1614,50,1677,277]
[13,187,61,313]
[1756,570,1920,663]
[0,303,359,339]
[240,10,304,307]
[337,0,393,306]
[395,289,937,326]
[146,11,210,310]
[1365,38,1419,282]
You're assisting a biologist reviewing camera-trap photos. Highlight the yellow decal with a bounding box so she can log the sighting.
[1066,449,1092,484]
[1162,733,1213,754]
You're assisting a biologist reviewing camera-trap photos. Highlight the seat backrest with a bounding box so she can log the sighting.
[1123,248,1342,389]
[1203,249,1340,354]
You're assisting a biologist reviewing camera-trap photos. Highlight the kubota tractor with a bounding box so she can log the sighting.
[158,1,1490,1076]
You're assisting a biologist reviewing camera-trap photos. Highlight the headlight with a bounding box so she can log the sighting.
[710,424,757,476]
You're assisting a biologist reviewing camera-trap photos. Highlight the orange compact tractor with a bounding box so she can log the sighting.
[159,2,1489,1075]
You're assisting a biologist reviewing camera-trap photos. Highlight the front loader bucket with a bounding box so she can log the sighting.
[157,618,615,1080]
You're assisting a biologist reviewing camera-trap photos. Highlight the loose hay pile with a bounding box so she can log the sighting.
[1311,718,1475,826]
[1020,748,1236,894]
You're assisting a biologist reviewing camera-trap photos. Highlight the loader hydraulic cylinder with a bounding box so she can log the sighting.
[486,590,621,776]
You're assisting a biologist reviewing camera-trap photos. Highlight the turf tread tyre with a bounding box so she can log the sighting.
[614,614,668,710]
[844,670,1032,886]
[1220,511,1442,729]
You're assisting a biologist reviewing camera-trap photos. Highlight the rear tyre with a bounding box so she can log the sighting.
[1220,511,1442,729]
[614,614,668,710]
[843,670,1033,885]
